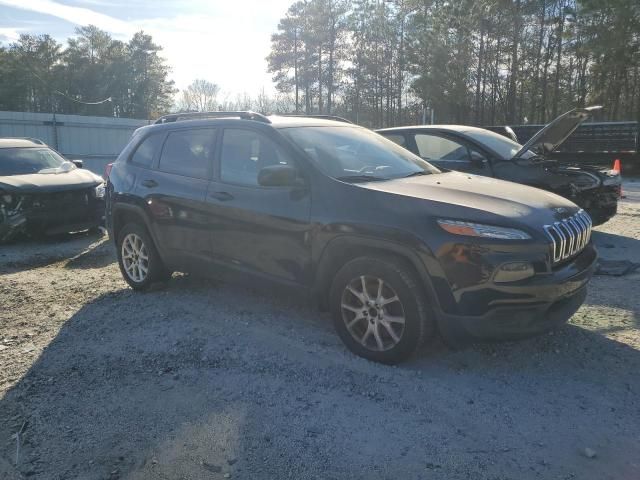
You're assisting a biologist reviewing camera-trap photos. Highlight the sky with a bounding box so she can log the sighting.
[0,0,293,97]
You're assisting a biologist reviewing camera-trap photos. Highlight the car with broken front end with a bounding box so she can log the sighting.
[106,112,597,364]
[377,107,622,225]
[0,138,105,242]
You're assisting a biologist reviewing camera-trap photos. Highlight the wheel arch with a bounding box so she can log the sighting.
[110,203,155,245]
[313,235,442,314]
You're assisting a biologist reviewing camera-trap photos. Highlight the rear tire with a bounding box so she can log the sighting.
[116,222,171,291]
[329,256,434,364]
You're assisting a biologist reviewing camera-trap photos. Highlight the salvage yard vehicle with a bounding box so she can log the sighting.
[378,107,622,225]
[106,112,597,364]
[0,138,106,243]
[485,119,639,172]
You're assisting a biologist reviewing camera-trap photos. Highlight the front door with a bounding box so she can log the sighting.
[411,132,491,176]
[206,127,312,285]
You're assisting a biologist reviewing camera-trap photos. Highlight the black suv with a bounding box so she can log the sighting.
[106,112,597,364]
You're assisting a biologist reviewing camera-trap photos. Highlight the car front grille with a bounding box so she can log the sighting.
[544,210,593,264]
[31,189,90,210]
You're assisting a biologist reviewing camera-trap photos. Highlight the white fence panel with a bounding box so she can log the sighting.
[0,111,150,174]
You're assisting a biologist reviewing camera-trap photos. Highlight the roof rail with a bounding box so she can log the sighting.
[154,111,271,125]
[281,114,354,124]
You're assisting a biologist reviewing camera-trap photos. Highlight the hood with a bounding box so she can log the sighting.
[0,168,103,194]
[360,171,580,228]
[513,106,602,159]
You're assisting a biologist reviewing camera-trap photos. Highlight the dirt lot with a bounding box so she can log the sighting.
[1,181,639,480]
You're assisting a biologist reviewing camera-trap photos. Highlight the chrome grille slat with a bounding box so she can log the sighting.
[567,218,581,251]
[544,210,592,265]
[573,216,586,249]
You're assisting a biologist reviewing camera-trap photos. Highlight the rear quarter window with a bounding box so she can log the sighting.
[130,133,163,168]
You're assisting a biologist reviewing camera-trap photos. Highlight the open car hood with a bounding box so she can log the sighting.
[513,106,602,159]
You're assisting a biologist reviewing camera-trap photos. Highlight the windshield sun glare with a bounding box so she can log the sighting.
[281,126,440,181]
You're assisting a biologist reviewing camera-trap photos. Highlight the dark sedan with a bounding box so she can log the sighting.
[377,107,622,225]
[0,138,105,242]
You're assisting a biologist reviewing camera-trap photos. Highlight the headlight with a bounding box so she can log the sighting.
[94,183,106,198]
[437,219,531,240]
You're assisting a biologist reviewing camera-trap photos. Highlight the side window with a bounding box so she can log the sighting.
[383,133,407,147]
[130,133,163,168]
[221,129,293,186]
[158,128,215,179]
[414,134,470,163]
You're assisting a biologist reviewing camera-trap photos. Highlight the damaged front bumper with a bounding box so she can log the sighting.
[551,165,621,225]
[0,188,105,242]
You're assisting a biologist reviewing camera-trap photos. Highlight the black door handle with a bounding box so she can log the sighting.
[209,191,234,201]
[141,179,158,188]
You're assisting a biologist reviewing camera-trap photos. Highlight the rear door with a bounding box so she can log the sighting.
[205,126,312,285]
[134,127,216,266]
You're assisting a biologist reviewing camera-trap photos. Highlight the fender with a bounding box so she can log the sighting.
[312,233,455,316]
[108,200,168,255]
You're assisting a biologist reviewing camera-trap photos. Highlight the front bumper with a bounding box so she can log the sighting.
[574,185,620,224]
[25,199,105,235]
[436,244,597,346]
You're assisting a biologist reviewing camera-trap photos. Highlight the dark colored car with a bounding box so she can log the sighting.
[377,107,622,225]
[106,111,597,364]
[0,138,105,242]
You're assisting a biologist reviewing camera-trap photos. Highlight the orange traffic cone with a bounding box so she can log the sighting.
[612,159,624,198]
[612,158,622,174]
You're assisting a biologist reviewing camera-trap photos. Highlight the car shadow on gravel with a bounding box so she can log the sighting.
[0,232,111,274]
[1,277,639,479]
[592,230,640,257]
[63,239,115,270]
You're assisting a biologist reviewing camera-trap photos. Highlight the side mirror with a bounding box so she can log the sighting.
[71,159,84,169]
[470,151,487,167]
[258,164,302,187]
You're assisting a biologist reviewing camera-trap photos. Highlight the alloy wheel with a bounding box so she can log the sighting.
[121,233,149,283]
[340,275,406,352]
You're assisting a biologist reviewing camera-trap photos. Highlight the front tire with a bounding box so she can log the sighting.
[329,256,434,364]
[116,222,170,291]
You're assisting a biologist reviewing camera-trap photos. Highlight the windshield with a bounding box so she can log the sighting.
[0,147,73,176]
[463,129,536,160]
[281,126,440,181]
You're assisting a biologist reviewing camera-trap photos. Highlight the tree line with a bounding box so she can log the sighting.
[268,0,640,127]
[1,0,638,128]
[0,26,175,119]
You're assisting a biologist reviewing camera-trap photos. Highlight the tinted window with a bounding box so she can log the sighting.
[130,133,163,168]
[221,129,293,186]
[414,134,470,162]
[158,129,215,178]
[0,147,71,176]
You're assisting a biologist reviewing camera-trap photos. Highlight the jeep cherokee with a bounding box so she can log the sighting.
[106,112,597,364]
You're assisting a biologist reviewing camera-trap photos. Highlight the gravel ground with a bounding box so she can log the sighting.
[1,180,639,480]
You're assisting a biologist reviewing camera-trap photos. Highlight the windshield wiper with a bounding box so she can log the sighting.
[336,174,388,183]
[401,171,429,178]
